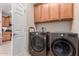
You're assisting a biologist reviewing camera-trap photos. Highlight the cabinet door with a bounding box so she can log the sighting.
[5,17,10,27]
[2,32,11,42]
[2,16,10,27]
[49,3,59,20]
[41,4,49,21]
[60,3,73,19]
[34,4,41,22]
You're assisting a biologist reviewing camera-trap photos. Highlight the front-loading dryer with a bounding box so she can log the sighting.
[29,32,48,56]
[49,33,78,56]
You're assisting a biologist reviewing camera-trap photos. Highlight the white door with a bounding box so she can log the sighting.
[11,3,27,56]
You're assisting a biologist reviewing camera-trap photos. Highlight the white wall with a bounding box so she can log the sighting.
[26,3,35,56]
[36,21,72,33]
[72,3,79,34]
[26,4,35,28]
[0,10,2,45]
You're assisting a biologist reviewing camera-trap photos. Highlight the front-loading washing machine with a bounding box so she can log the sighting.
[29,32,48,56]
[49,33,78,56]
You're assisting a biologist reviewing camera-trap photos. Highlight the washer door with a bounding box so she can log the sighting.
[31,35,45,52]
[51,38,76,56]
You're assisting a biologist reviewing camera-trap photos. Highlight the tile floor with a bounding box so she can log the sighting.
[0,41,12,56]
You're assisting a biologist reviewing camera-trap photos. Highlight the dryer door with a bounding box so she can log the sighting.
[51,38,76,56]
[31,35,45,52]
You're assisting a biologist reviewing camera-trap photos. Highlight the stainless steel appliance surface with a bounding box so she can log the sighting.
[29,32,48,56]
[48,33,78,56]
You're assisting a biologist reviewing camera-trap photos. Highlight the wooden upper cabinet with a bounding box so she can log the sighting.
[60,3,73,19]
[34,3,73,23]
[41,4,49,21]
[49,3,59,20]
[34,4,41,22]
[2,16,10,27]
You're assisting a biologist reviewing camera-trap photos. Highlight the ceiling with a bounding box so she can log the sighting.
[0,3,11,16]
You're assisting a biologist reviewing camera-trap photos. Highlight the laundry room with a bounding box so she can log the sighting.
[0,3,79,56]
[25,3,79,56]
